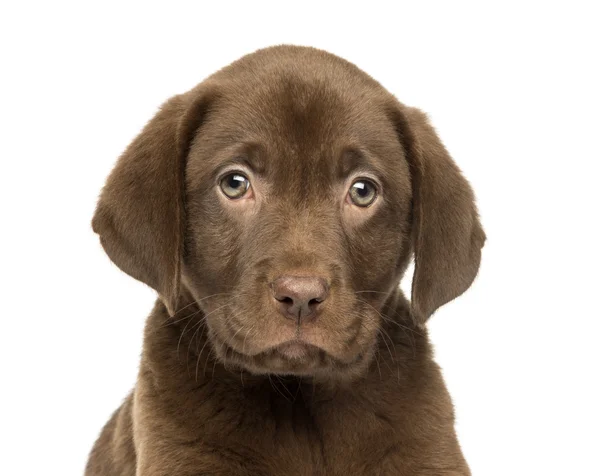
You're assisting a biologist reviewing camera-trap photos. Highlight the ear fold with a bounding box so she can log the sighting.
[392,105,486,324]
[92,87,213,315]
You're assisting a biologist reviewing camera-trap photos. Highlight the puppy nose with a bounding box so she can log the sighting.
[271,276,329,322]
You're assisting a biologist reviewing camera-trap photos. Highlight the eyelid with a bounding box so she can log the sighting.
[349,173,382,191]
[215,163,253,185]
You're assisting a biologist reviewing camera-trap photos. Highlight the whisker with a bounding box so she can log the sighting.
[354,290,392,295]
[169,299,198,316]
[176,301,235,359]
[229,321,245,343]
[176,311,201,360]
[269,374,291,402]
[159,292,233,327]
[377,328,396,364]
[380,303,419,357]
[212,352,218,378]
[374,347,382,380]
[356,298,414,376]
[203,346,214,379]
[275,375,296,401]
[160,290,257,328]
[242,325,256,355]
[160,307,200,328]
[356,297,423,337]
[186,318,207,374]
[195,330,212,382]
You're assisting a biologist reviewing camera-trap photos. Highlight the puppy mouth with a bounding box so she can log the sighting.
[273,340,319,360]
[211,332,366,377]
[201,298,381,378]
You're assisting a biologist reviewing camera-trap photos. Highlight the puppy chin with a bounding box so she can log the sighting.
[213,332,374,381]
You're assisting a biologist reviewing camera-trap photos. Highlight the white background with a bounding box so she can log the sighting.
[1,1,599,475]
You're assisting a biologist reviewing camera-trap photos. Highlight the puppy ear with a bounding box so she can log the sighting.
[92,87,213,315]
[392,105,486,324]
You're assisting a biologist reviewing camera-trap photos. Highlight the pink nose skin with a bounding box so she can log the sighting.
[271,276,329,323]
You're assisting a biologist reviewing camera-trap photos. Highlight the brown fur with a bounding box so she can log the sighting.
[87,45,485,475]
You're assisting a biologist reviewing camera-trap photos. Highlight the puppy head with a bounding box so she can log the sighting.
[93,46,485,381]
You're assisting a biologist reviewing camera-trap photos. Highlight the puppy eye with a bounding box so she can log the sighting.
[348,179,377,207]
[220,172,250,199]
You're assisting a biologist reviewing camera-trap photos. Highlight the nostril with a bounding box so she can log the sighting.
[271,275,329,321]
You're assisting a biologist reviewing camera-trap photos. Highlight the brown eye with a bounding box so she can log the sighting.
[348,179,377,207]
[220,172,250,199]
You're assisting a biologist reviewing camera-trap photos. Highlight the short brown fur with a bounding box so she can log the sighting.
[87,45,485,476]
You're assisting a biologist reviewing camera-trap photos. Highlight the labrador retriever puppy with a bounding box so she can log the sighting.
[86,45,485,476]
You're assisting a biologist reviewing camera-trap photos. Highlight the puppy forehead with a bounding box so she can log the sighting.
[188,74,406,187]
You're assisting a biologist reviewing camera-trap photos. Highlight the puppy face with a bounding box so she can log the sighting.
[183,82,412,379]
[92,46,485,382]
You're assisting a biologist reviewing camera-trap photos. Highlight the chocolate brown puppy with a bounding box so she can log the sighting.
[86,45,485,475]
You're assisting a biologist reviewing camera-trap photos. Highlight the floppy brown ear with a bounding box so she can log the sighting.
[92,87,213,315]
[392,105,486,324]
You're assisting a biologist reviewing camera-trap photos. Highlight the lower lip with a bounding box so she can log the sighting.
[277,342,311,359]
